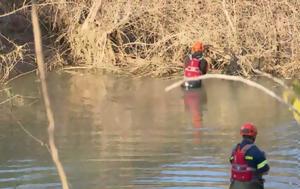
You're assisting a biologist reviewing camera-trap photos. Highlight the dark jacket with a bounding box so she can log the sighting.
[230,138,270,180]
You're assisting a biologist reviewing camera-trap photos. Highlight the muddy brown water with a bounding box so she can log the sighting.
[0,72,299,189]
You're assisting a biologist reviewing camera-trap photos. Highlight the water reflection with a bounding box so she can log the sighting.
[0,72,299,189]
[183,88,207,144]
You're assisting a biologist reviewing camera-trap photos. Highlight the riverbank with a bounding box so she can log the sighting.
[1,0,300,82]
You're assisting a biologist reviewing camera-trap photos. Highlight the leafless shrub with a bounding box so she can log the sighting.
[0,39,25,82]
[2,0,300,78]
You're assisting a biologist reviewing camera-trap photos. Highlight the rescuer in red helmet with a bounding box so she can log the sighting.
[229,123,270,189]
[182,41,209,89]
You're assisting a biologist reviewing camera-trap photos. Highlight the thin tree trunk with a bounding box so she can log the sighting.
[31,1,69,189]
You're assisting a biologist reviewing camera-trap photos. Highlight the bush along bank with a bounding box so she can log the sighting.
[1,0,300,81]
[0,1,67,82]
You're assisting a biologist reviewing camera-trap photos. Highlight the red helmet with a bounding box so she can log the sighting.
[192,41,204,53]
[240,123,257,137]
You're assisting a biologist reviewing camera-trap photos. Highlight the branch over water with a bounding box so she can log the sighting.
[165,74,300,117]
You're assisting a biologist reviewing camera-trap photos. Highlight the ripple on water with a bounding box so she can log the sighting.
[0,159,59,188]
[134,157,229,189]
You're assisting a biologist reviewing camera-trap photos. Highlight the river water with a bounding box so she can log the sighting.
[0,72,299,189]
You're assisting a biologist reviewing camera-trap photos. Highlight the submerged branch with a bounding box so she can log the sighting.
[11,114,46,147]
[0,95,20,105]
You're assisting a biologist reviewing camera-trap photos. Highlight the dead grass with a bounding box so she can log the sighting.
[1,0,300,78]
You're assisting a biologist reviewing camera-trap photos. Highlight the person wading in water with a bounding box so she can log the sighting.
[182,41,208,89]
[229,123,270,189]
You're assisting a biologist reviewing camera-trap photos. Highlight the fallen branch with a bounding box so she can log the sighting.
[252,69,288,89]
[165,74,300,117]
[252,68,300,100]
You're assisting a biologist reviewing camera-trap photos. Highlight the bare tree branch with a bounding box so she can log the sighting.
[82,0,102,30]
[222,0,236,36]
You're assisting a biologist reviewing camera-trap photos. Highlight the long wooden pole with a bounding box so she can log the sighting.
[31,1,69,188]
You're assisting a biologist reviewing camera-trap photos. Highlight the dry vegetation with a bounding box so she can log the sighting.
[1,0,300,79]
[0,41,25,83]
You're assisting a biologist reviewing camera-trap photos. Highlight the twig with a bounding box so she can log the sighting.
[82,0,102,30]
[165,74,300,117]
[9,112,51,153]
[0,2,76,18]
[0,33,20,47]
[31,1,69,189]
[61,66,93,70]
[0,4,31,18]
[15,116,46,147]
[0,95,20,106]
[5,70,37,84]
[222,0,236,35]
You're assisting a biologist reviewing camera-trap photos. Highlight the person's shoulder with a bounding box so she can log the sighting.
[247,144,266,157]
[251,144,263,151]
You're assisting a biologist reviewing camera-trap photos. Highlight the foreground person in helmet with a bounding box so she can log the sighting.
[182,41,208,89]
[229,123,270,189]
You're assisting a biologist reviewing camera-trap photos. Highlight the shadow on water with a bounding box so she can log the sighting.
[0,72,299,189]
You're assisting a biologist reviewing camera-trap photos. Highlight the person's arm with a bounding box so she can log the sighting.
[256,152,270,175]
[200,59,208,74]
[254,149,270,175]
[244,145,269,176]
